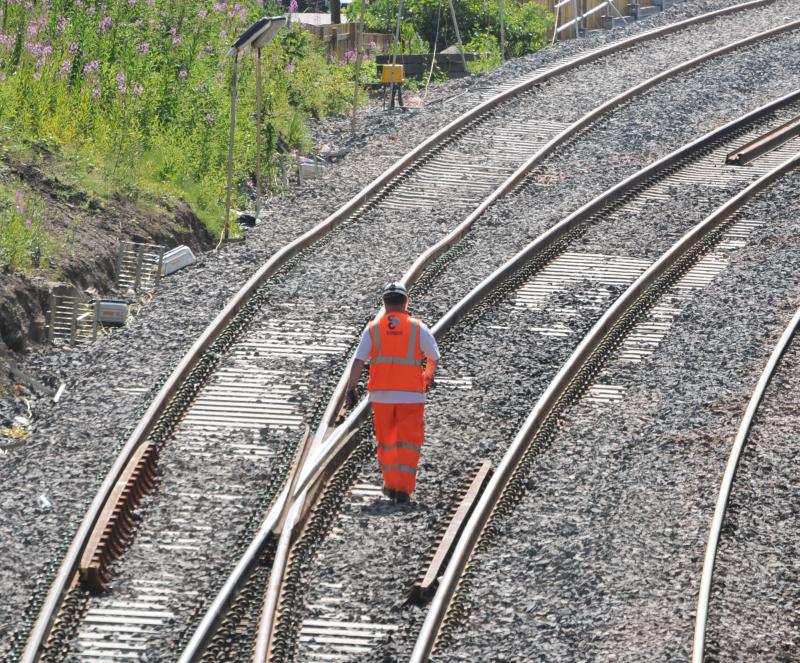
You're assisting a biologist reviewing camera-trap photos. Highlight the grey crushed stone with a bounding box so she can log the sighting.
[293,34,800,663]
[0,0,793,655]
[440,171,800,661]
[703,294,800,661]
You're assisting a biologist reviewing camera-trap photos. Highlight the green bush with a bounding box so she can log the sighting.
[345,0,554,60]
[0,186,51,272]
[466,32,502,75]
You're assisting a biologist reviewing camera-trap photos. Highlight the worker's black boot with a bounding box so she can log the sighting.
[394,491,410,504]
[382,487,397,501]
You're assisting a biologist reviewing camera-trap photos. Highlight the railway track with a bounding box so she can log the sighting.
[253,90,800,663]
[693,307,800,662]
[412,155,800,661]
[9,2,800,661]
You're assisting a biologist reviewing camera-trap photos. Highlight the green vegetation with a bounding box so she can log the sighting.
[0,182,51,272]
[0,0,366,271]
[345,0,554,59]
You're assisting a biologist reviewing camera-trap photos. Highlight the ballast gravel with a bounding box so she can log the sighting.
[291,119,800,663]
[440,172,800,661]
[704,297,800,660]
[1,0,798,656]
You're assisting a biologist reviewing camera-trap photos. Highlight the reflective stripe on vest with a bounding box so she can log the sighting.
[370,318,423,366]
[368,312,425,393]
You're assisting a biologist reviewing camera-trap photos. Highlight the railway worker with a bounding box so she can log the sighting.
[346,283,439,504]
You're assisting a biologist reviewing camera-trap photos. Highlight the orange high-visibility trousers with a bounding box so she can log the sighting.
[371,402,424,495]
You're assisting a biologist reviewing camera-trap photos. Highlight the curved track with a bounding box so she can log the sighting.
[256,62,800,663]
[693,308,800,661]
[414,152,800,661]
[13,2,800,662]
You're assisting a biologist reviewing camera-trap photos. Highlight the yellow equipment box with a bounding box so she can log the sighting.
[381,64,405,84]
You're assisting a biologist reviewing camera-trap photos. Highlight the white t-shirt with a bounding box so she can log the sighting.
[354,317,440,404]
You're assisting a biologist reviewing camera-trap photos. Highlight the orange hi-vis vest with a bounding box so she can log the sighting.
[367,312,425,392]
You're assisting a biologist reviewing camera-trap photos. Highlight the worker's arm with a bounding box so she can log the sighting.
[423,358,438,390]
[346,358,365,407]
[348,359,365,391]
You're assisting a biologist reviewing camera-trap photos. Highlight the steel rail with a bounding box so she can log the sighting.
[182,84,800,660]
[156,2,784,659]
[409,149,800,663]
[726,113,800,164]
[691,307,800,662]
[249,22,800,660]
[309,4,798,457]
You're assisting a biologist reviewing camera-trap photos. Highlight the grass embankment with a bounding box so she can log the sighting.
[0,0,362,274]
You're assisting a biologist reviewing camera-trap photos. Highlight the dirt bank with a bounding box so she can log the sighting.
[0,150,215,360]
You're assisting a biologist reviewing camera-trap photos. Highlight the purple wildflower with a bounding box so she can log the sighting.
[205,112,215,124]
[133,82,143,96]
[59,59,71,78]
[285,62,294,73]
[199,9,208,19]
[92,86,101,99]
[99,16,112,31]
[69,42,79,54]
[57,16,67,34]
[25,218,33,226]
[289,0,298,12]
[136,41,150,54]
[27,23,38,38]
[178,69,188,79]
[116,71,127,94]
[84,60,99,74]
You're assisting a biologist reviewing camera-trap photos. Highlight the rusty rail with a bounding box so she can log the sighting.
[408,461,493,605]
[79,442,158,593]
[726,113,800,165]
[410,149,800,663]
[691,307,800,662]
[251,19,800,663]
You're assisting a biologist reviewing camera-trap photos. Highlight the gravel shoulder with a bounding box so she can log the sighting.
[442,172,800,661]
[0,0,791,655]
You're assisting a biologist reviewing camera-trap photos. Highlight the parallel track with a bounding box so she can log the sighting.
[14,2,798,662]
[411,148,800,663]
[255,73,800,663]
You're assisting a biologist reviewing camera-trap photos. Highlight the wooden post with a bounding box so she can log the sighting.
[390,0,404,109]
[255,47,263,220]
[224,52,239,243]
[499,0,506,62]
[447,0,467,70]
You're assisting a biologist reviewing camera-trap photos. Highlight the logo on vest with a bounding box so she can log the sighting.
[387,315,399,331]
